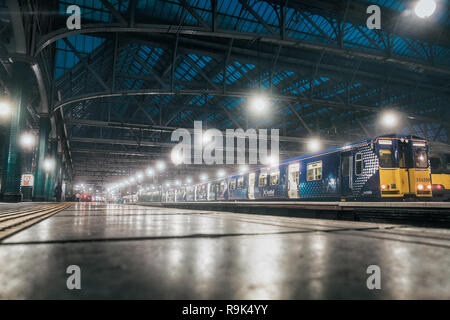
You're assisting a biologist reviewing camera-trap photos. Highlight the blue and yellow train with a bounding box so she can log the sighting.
[143,134,433,203]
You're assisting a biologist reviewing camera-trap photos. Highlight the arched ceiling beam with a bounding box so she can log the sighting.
[35,24,450,77]
[53,89,450,129]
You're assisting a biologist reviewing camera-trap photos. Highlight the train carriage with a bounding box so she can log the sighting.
[228,174,248,201]
[185,186,195,201]
[175,187,186,202]
[207,182,218,201]
[252,165,289,200]
[195,183,208,201]
[158,134,433,203]
[216,179,228,200]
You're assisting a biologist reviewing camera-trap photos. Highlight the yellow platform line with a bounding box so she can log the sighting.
[0,204,59,218]
[0,203,73,242]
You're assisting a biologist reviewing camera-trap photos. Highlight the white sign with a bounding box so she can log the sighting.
[21,174,34,187]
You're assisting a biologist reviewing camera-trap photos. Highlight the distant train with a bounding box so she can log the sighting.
[123,194,138,204]
[430,152,450,200]
[140,134,435,203]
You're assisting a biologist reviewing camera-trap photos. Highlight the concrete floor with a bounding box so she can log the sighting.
[0,202,449,299]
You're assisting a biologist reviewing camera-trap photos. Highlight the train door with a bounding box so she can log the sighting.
[207,183,211,200]
[398,140,412,196]
[287,163,300,199]
[340,152,353,197]
[248,173,255,200]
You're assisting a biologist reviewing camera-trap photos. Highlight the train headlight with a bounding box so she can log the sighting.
[427,185,432,190]
[381,185,386,190]
[417,184,424,190]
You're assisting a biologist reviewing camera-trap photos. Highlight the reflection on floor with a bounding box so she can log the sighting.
[0,202,449,299]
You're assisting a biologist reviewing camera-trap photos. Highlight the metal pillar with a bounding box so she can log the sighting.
[45,139,57,201]
[33,116,50,201]
[55,146,63,202]
[20,146,34,202]
[0,63,27,202]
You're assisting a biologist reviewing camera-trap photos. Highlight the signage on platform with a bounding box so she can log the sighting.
[21,174,34,187]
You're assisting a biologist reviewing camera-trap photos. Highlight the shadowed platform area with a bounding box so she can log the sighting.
[0,203,449,299]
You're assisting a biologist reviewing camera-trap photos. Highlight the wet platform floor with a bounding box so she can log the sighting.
[0,202,449,299]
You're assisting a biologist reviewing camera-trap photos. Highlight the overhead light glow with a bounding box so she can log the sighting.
[250,95,269,114]
[217,169,226,178]
[200,173,208,181]
[266,155,279,167]
[203,132,212,144]
[136,172,144,181]
[307,138,321,152]
[20,132,36,148]
[146,167,154,176]
[415,0,436,18]
[0,101,11,117]
[156,161,166,172]
[185,177,192,184]
[381,111,398,128]
[43,158,55,172]
[171,148,184,166]
[239,165,248,173]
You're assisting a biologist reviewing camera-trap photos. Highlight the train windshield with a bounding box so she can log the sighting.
[379,149,394,168]
[414,149,428,168]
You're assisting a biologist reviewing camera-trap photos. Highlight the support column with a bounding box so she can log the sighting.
[21,144,34,202]
[45,139,57,201]
[1,63,27,203]
[33,116,50,201]
[55,141,63,202]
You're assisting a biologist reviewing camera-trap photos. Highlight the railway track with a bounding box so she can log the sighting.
[0,203,73,242]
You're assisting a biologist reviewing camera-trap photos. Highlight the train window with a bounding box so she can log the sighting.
[230,179,236,190]
[259,172,268,186]
[430,157,441,170]
[355,153,363,175]
[294,171,300,185]
[270,171,280,185]
[445,154,450,170]
[379,149,394,168]
[307,161,322,182]
[414,149,428,168]
[220,181,227,192]
[237,176,244,189]
[342,157,350,177]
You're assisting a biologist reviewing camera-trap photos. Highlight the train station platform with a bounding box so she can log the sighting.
[142,201,450,227]
[1,202,450,299]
